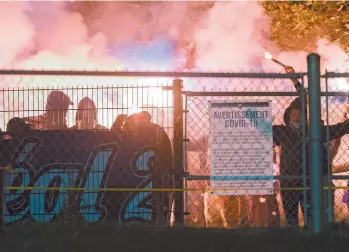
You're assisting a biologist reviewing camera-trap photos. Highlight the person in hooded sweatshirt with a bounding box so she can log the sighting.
[110,114,127,134]
[276,66,347,226]
[70,97,108,130]
[273,96,349,227]
[121,111,173,222]
[22,90,74,130]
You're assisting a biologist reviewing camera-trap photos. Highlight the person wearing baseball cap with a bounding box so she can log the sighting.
[23,90,74,130]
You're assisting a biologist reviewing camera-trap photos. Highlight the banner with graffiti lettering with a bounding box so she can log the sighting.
[208,101,274,195]
[0,127,173,224]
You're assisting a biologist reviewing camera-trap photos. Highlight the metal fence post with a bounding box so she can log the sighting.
[172,79,184,225]
[307,53,323,233]
[300,76,308,227]
[324,73,334,224]
[0,169,4,235]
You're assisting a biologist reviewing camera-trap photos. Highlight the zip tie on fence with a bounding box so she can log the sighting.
[3,186,349,192]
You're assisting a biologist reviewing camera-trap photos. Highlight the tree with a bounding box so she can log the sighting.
[69,1,349,57]
[261,1,349,52]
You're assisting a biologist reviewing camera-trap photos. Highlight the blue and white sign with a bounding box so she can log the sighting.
[208,101,274,195]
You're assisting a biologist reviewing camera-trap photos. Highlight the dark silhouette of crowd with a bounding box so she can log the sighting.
[5,90,132,134]
[4,70,349,229]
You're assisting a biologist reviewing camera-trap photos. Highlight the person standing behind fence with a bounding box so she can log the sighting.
[70,97,108,130]
[273,97,349,227]
[22,90,73,130]
[245,147,281,227]
[110,114,127,134]
[117,111,173,223]
[279,67,344,226]
[186,135,248,229]
[6,117,33,133]
[285,67,342,166]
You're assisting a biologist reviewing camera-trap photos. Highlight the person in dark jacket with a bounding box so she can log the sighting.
[280,66,346,226]
[70,97,108,130]
[274,97,349,226]
[122,111,152,133]
[6,117,33,133]
[23,90,73,130]
[122,111,173,223]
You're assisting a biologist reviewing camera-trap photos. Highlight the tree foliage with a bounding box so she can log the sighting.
[261,1,349,52]
[69,1,349,53]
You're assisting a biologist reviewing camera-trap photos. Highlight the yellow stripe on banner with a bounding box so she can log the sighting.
[3,186,349,192]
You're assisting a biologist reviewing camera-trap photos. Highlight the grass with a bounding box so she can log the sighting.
[1,222,349,252]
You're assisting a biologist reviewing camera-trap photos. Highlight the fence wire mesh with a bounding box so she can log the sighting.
[184,75,349,229]
[0,75,174,133]
[323,75,349,224]
[184,92,303,228]
[1,70,349,230]
[0,72,175,226]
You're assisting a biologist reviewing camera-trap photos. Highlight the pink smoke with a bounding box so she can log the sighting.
[0,2,120,71]
[1,2,348,74]
[0,2,34,68]
[0,2,349,121]
[193,2,349,74]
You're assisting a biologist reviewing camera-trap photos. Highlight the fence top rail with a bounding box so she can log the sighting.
[323,72,349,78]
[0,85,172,92]
[183,91,300,97]
[320,91,349,96]
[186,175,349,180]
[0,69,305,79]
[184,91,349,97]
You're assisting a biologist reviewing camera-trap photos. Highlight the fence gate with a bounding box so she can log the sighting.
[180,69,349,231]
[180,72,311,229]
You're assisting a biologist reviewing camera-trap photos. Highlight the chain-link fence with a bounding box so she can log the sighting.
[323,72,349,226]
[1,59,349,233]
[0,71,176,227]
[182,69,349,230]
[183,77,309,229]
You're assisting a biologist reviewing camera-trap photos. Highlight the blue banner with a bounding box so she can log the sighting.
[0,126,173,225]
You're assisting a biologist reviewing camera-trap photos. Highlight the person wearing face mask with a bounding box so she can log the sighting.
[70,97,108,130]
[273,98,349,227]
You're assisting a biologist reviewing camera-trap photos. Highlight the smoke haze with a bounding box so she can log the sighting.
[1,2,348,73]
[2,1,349,124]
